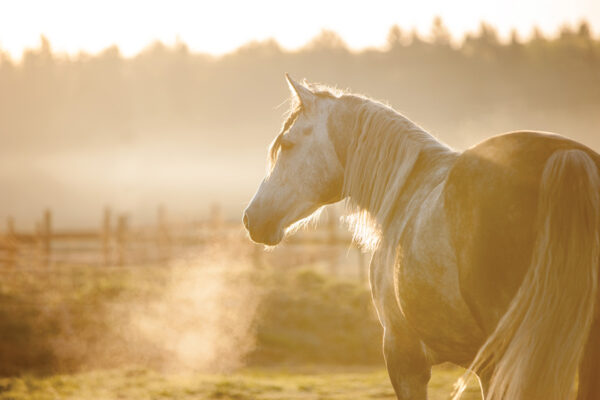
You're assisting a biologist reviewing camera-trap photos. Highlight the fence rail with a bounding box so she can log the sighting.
[0,207,367,279]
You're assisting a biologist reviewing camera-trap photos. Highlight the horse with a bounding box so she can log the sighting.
[242,75,600,400]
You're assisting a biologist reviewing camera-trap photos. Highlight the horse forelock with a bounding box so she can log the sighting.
[268,105,302,172]
[268,87,341,172]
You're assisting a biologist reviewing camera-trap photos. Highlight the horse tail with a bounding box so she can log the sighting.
[454,148,600,400]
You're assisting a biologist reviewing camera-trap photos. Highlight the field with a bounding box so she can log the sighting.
[0,242,488,400]
[3,14,599,399]
[0,365,482,400]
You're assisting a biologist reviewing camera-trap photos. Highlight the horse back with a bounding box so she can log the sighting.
[444,131,600,333]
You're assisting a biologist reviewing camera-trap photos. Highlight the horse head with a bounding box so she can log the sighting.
[243,75,343,245]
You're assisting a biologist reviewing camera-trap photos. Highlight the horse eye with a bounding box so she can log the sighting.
[280,138,295,151]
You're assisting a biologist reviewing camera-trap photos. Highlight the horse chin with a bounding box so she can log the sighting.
[248,225,284,246]
[262,229,284,246]
[246,205,313,246]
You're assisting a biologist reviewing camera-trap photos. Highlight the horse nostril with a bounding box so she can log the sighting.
[243,212,249,230]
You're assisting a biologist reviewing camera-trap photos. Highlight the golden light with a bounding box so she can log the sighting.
[1,0,598,59]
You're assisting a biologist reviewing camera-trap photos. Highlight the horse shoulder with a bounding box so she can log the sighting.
[394,181,484,364]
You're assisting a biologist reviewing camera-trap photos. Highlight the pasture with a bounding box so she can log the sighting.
[0,236,484,400]
[0,366,481,400]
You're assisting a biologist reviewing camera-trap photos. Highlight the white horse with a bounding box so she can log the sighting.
[243,75,600,400]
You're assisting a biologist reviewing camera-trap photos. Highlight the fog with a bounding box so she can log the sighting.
[2,23,599,228]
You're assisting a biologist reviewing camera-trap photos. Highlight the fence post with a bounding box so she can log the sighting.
[6,217,17,268]
[34,221,42,268]
[157,204,171,265]
[117,214,128,267]
[41,209,52,267]
[102,207,112,266]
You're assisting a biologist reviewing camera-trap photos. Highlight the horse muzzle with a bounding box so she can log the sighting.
[242,207,284,246]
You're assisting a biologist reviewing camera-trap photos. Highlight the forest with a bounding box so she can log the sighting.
[1,19,599,225]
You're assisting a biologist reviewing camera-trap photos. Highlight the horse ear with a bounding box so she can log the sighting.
[285,73,315,109]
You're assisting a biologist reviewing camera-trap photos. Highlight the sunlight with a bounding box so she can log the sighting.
[1,2,600,399]
[1,0,598,59]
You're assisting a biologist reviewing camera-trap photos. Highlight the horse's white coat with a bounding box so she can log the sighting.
[244,77,600,400]
[244,81,342,244]
[394,178,483,362]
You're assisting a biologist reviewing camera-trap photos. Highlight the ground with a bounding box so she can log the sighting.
[0,365,482,400]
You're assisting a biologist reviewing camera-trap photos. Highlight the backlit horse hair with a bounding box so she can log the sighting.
[341,98,451,250]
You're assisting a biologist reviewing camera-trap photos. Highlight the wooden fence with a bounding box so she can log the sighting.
[0,207,368,279]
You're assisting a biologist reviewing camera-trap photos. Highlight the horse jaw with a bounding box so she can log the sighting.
[244,191,320,246]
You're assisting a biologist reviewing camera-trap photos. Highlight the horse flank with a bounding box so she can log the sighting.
[453,149,600,400]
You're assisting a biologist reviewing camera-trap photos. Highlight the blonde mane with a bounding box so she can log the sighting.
[340,97,454,249]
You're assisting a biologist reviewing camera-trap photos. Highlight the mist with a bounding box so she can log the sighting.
[2,23,600,228]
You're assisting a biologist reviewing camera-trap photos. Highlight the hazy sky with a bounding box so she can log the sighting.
[1,0,599,59]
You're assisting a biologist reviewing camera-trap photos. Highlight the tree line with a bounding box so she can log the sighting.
[1,19,599,156]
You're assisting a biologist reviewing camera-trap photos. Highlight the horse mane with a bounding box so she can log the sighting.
[340,96,454,249]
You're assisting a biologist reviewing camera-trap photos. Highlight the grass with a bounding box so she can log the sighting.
[0,365,482,400]
[0,263,385,374]
[0,254,484,399]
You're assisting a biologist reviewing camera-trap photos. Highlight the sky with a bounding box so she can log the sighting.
[1,0,599,59]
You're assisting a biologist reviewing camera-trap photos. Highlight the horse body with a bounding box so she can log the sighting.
[244,76,600,399]
[378,130,600,396]
[446,131,600,334]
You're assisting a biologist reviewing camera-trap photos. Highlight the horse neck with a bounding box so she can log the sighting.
[328,96,457,242]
